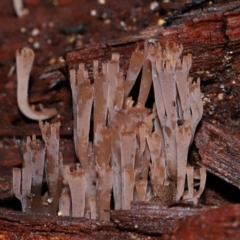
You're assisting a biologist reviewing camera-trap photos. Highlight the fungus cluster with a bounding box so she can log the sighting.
[13,40,206,220]
[13,121,62,215]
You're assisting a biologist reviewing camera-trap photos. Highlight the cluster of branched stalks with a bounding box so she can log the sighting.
[68,40,206,217]
[13,121,63,215]
[13,40,206,221]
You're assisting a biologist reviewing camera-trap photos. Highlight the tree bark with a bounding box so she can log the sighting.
[195,121,240,189]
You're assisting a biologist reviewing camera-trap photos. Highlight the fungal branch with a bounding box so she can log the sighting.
[146,42,205,203]
[12,0,28,18]
[12,122,63,215]
[39,121,63,215]
[16,48,58,121]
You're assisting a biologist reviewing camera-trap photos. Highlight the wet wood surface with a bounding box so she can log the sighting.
[0,207,143,240]
[0,203,238,239]
[110,202,211,235]
[195,121,240,189]
[173,204,240,240]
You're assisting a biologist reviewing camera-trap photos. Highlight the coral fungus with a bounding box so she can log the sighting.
[69,40,206,212]
[13,40,206,220]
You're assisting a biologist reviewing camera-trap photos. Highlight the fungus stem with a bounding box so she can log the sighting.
[16,48,58,121]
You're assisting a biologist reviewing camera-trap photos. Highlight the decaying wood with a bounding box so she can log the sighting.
[110,201,212,235]
[195,121,240,189]
[0,203,214,239]
[0,207,149,240]
[173,204,240,240]
[0,203,238,239]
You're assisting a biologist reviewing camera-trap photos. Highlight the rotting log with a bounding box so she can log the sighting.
[195,121,240,189]
[0,207,151,240]
[0,203,212,238]
[172,204,240,240]
[110,201,212,235]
